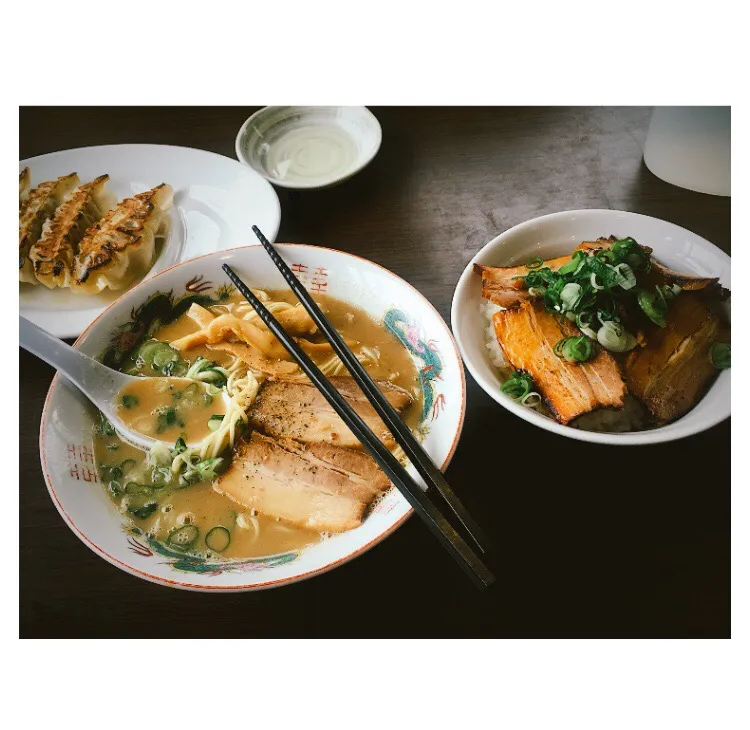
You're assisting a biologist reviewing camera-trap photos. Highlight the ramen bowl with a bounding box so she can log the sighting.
[40,244,466,591]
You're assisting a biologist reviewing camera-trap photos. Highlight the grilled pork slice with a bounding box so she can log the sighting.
[249,376,412,449]
[29,175,117,289]
[623,295,722,422]
[72,183,173,294]
[474,255,572,308]
[493,301,626,424]
[573,236,648,254]
[214,432,391,532]
[19,172,79,284]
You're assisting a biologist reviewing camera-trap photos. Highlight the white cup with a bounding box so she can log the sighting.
[643,107,730,197]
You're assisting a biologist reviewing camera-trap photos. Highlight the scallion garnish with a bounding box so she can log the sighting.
[709,342,731,370]
[554,336,594,363]
[155,406,183,433]
[121,394,138,409]
[637,290,667,328]
[596,320,637,352]
[500,370,533,399]
[208,415,224,432]
[516,238,686,355]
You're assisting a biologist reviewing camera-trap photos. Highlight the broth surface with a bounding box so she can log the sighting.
[93,290,424,560]
[117,378,227,443]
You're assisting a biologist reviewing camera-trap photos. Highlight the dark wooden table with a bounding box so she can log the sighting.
[20,107,730,638]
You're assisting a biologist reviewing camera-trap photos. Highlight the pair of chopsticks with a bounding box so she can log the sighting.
[221,227,494,590]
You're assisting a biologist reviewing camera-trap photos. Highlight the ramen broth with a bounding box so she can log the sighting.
[92,290,423,559]
[117,378,227,443]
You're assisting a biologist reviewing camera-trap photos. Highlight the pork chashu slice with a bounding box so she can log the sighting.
[248,376,412,449]
[623,294,723,423]
[214,432,391,532]
[493,301,626,424]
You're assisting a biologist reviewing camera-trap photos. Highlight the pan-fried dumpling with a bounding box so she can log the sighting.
[19,172,79,284]
[72,183,173,294]
[29,175,117,289]
[19,167,30,205]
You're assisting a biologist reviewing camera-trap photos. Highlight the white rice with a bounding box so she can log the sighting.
[480,300,510,372]
[479,300,649,433]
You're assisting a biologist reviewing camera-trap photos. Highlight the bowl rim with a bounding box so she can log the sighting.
[39,242,466,591]
[451,208,730,446]
[234,106,383,190]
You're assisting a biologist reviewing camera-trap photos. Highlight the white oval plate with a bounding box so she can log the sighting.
[40,244,466,591]
[452,209,731,446]
[20,144,281,339]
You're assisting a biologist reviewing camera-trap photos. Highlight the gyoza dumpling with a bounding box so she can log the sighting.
[29,175,117,289]
[19,167,30,205]
[19,172,79,284]
[72,183,173,294]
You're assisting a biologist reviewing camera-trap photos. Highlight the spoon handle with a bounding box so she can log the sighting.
[19,316,115,408]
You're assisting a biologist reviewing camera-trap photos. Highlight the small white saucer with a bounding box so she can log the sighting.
[235,106,382,189]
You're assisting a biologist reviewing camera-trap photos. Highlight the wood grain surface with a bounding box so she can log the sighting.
[19,107,730,638]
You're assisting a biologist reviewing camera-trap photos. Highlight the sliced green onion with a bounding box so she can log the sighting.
[186,357,229,388]
[626,252,645,270]
[137,340,163,365]
[167,524,199,549]
[127,502,159,520]
[500,371,534,400]
[709,342,730,370]
[528,286,546,297]
[179,457,226,486]
[152,344,179,370]
[520,392,542,408]
[575,311,598,339]
[554,336,593,363]
[597,320,637,352]
[208,415,224,432]
[580,325,598,340]
[560,282,582,311]
[590,273,604,291]
[121,394,139,409]
[95,413,116,437]
[156,406,184,433]
[612,263,636,290]
[638,290,667,327]
[526,258,544,269]
[182,382,201,397]
[206,526,231,552]
[125,481,151,496]
[150,466,172,487]
[558,251,586,275]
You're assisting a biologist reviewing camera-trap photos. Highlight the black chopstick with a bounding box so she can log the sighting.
[250,225,491,554]
[222,264,495,590]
